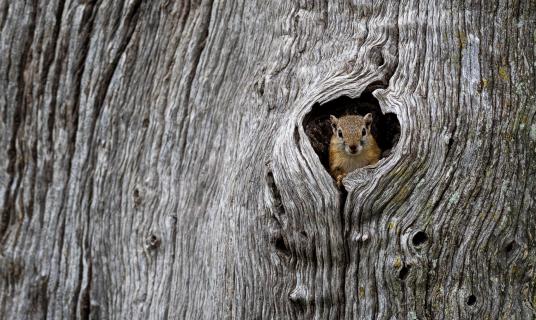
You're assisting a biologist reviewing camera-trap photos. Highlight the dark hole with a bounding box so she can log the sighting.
[266,171,285,215]
[412,231,429,247]
[504,241,516,253]
[294,301,305,314]
[369,47,385,67]
[133,189,142,207]
[266,171,276,189]
[466,295,476,306]
[398,266,410,280]
[447,136,454,150]
[256,78,265,96]
[366,80,387,91]
[142,118,150,128]
[303,90,401,173]
[275,237,289,254]
[146,234,160,249]
[300,230,307,238]
[376,53,385,67]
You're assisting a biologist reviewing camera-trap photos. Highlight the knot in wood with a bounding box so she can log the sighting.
[145,233,161,250]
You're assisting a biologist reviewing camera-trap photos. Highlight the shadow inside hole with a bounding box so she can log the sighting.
[274,237,290,256]
[466,295,477,306]
[504,240,517,254]
[412,231,429,247]
[398,265,410,280]
[303,90,400,172]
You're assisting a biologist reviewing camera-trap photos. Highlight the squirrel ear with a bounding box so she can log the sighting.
[330,115,338,124]
[330,115,338,130]
[364,113,373,126]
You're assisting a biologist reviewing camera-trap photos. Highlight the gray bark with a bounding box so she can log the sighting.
[1,0,535,319]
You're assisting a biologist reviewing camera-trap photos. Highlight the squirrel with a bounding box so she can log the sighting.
[329,113,381,186]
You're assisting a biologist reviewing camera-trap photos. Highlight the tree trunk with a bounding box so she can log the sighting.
[1,0,535,319]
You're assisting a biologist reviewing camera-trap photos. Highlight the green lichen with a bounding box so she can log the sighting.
[482,78,489,88]
[449,191,460,204]
[530,123,536,141]
[358,287,365,298]
[498,66,509,81]
[458,31,467,49]
[393,256,402,269]
[533,287,536,310]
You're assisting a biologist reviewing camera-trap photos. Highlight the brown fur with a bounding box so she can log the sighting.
[329,114,381,186]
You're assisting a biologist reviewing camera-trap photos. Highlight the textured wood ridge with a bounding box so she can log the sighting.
[1,0,535,319]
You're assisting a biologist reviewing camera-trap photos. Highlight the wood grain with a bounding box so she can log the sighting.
[0,0,534,319]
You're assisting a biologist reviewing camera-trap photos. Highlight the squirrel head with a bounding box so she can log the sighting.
[330,113,373,155]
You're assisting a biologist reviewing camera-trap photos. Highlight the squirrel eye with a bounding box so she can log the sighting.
[362,128,366,136]
[337,129,343,138]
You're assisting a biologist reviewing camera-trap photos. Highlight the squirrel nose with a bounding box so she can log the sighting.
[349,145,357,152]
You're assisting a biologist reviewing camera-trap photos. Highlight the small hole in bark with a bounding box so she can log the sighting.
[133,189,142,208]
[466,295,476,306]
[377,54,385,67]
[146,233,161,250]
[412,231,428,246]
[374,53,385,67]
[142,118,150,128]
[255,78,265,96]
[289,286,308,311]
[275,237,290,255]
[504,241,516,253]
[398,266,410,280]
[447,136,454,150]
[303,90,401,176]
[369,47,385,67]
[266,171,285,215]
[290,298,306,314]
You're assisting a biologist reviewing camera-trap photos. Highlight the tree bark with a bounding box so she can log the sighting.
[1,0,535,319]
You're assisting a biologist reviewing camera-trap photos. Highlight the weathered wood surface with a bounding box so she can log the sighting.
[1,0,535,319]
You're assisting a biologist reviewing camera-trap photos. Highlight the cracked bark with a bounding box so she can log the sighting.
[1,1,535,319]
